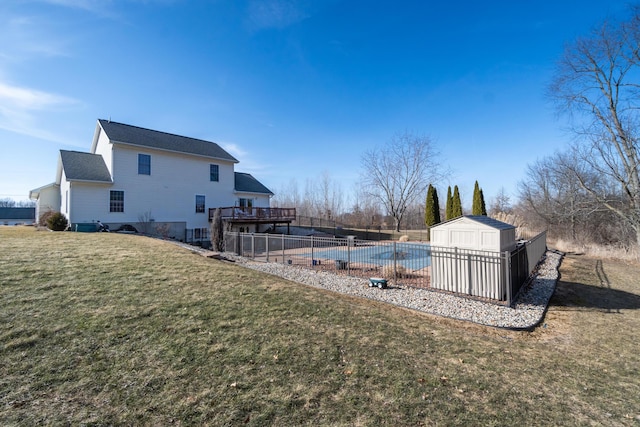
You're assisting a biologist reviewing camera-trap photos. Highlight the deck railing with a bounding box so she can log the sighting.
[209,207,296,222]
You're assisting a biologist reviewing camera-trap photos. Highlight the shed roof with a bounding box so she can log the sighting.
[60,150,112,182]
[235,172,273,195]
[433,215,515,230]
[0,207,35,220]
[98,119,239,163]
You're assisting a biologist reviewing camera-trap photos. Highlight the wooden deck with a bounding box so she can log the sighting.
[209,207,296,223]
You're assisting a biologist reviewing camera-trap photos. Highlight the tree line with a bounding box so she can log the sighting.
[0,198,35,208]
[518,5,640,248]
[272,5,640,249]
[424,181,487,239]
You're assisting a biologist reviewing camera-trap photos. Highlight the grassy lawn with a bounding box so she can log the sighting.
[1,227,639,426]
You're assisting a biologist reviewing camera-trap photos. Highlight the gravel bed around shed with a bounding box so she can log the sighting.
[220,249,563,330]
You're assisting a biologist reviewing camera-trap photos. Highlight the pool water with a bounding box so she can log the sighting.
[306,243,431,270]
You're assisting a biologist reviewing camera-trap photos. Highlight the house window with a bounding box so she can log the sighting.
[110,190,124,213]
[195,195,205,213]
[239,198,253,209]
[210,164,219,182]
[138,154,151,175]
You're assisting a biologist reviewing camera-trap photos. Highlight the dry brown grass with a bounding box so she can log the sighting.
[1,226,639,425]
[550,238,640,261]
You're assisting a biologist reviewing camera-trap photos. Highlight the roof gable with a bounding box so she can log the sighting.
[60,150,112,183]
[98,119,238,163]
[433,215,515,230]
[235,172,273,195]
[29,183,58,199]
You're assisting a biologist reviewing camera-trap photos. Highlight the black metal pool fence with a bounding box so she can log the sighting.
[223,231,547,305]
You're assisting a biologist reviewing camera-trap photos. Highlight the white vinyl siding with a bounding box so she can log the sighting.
[63,182,112,224]
[107,145,235,229]
[234,192,270,208]
[92,126,114,176]
[59,172,71,218]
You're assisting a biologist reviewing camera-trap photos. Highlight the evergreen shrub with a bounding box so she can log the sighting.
[46,212,68,231]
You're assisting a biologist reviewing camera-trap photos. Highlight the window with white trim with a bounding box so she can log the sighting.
[210,164,219,182]
[138,154,151,175]
[110,191,124,213]
[195,195,205,213]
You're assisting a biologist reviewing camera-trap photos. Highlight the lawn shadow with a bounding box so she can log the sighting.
[551,278,640,312]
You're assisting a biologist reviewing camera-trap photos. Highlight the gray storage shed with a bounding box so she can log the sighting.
[430,215,516,252]
[429,216,517,300]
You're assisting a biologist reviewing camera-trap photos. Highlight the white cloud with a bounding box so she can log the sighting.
[220,140,271,174]
[0,82,76,110]
[39,0,114,14]
[246,0,309,31]
[0,14,71,63]
[221,142,248,159]
[0,81,81,142]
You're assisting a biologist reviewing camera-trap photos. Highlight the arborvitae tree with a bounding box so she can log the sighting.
[433,187,441,224]
[479,189,487,215]
[472,181,483,215]
[452,185,463,218]
[424,184,441,240]
[425,185,434,225]
[445,186,453,220]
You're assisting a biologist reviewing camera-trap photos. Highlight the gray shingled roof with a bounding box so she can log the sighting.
[235,172,273,195]
[99,119,238,163]
[432,215,515,230]
[0,207,35,220]
[463,215,515,230]
[60,150,112,182]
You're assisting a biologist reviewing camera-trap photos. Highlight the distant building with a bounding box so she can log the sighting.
[0,207,35,225]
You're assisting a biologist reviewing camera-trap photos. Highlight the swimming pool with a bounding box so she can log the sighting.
[304,243,431,270]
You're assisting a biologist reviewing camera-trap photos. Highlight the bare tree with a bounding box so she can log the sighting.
[318,171,344,220]
[360,131,444,232]
[489,187,512,215]
[272,173,346,223]
[271,178,301,209]
[347,188,383,228]
[519,152,592,240]
[518,149,627,244]
[549,6,640,245]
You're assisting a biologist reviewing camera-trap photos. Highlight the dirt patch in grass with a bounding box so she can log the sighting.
[1,227,639,425]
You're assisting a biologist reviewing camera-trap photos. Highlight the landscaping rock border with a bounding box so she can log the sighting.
[222,249,563,330]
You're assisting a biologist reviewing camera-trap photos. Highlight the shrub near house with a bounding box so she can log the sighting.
[46,212,68,231]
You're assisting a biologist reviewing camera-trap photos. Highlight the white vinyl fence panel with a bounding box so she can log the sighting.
[430,247,508,300]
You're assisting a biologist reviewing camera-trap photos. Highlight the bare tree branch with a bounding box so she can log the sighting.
[548,6,640,244]
[359,131,445,231]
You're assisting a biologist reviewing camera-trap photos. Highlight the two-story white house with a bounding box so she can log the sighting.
[30,120,295,241]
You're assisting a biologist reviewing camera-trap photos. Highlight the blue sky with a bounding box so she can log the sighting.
[0,0,628,209]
